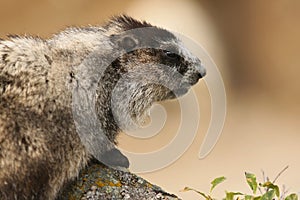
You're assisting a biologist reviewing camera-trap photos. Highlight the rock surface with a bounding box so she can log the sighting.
[57,160,181,200]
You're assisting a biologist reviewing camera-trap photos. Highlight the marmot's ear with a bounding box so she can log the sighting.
[120,36,137,50]
[110,34,138,52]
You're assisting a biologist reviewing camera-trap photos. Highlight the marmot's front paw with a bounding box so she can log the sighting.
[100,148,129,168]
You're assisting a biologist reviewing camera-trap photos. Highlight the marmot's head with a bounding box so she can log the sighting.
[98,15,206,129]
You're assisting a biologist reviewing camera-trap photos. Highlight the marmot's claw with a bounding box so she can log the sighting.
[100,148,130,168]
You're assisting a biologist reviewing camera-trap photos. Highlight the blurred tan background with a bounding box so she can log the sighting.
[1,0,299,199]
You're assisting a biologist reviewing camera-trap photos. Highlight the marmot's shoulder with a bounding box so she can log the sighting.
[49,26,109,56]
[0,28,107,73]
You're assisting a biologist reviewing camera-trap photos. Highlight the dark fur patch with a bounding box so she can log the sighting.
[2,54,8,63]
[112,15,176,41]
[116,48,188,75]
[7,34,20,39]
[44,54,53,65]
[0,74,14,93]
[112,15,152,31]
[69,71,75,83]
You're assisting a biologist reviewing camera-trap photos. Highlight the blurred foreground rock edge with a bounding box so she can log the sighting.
[57,159,181,200]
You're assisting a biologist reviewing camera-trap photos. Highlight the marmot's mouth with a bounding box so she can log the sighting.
[166,87,189,100]
[174,88,189,96]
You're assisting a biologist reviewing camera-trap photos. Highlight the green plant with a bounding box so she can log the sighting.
[181,166,298,200]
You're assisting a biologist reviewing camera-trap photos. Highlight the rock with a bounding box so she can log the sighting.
[57,160,181,200]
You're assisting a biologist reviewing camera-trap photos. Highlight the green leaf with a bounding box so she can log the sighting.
[225,192,234,200]
[181,187,211,199]
[244,195,262,200]
[244,195,256,200]
[225,191,243,200]
[285,194,298,200]
[210,176,226,192]
[245,172,258,194]
[261,181,280,197]
[261,190,276,200]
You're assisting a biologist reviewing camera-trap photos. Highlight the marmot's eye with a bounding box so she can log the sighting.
[163,50,180,60]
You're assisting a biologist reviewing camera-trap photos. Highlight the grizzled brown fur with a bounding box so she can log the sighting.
[0,15,205,199]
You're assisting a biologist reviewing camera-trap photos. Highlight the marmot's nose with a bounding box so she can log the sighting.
[196,63,206,79]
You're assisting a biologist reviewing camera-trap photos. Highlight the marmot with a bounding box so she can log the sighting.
[0,15,206,199]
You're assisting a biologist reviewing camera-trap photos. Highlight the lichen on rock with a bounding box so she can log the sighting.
[57,160,181,200]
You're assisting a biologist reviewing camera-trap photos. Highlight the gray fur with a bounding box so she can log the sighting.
[0,15,205,199]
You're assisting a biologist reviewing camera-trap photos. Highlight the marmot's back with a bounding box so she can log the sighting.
[0,33,98,200]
